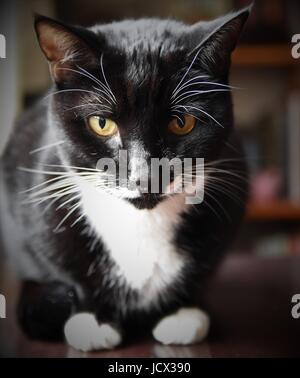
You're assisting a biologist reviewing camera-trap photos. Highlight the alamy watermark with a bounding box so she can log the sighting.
[96,150,205,205]
[291,34,300,59]
[291,294,300,319]
[0,294,6,319]
[0,34,6,59]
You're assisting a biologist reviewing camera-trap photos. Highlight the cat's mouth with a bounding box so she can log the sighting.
[126,193,164,210]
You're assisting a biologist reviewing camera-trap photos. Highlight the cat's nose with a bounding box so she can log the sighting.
[127,169,141,186]
[135,177,151,192]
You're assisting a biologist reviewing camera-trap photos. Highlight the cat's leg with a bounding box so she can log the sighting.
[18,281,77,341]
[64,313,122,352]
[152,308,210,345]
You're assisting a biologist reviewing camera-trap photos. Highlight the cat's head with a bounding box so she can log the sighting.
[35,6,251,209]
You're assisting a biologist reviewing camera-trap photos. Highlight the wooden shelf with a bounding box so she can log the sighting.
[232,44,298,67]
[246,201,300,221]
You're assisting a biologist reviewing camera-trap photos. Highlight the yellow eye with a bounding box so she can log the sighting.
[88,116,118,137]
[168,115,196,136]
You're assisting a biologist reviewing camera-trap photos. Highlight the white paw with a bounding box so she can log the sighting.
[152,308,210,345]
[64,313,122,352]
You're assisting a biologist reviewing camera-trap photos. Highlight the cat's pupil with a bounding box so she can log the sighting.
[99,118,106,129]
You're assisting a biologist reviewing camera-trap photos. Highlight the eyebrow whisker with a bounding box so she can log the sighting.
[172,104,224,128]
[172,89,231,105]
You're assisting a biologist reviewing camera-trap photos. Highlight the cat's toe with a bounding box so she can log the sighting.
[64,313,122,352]
[152,308,210,345]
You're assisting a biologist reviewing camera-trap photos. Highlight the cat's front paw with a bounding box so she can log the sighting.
[152,308,210,345]
[64,313,122,352]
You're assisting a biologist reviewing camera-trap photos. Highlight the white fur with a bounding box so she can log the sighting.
[153,308,210,345]
[78,178,187,303]
[128,141,150,185]
[64,313,122,352]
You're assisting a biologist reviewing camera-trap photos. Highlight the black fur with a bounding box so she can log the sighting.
[0,8,250,343]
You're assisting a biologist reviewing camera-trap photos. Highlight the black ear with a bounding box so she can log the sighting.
[34,15,98,83]
[188,5,252,75]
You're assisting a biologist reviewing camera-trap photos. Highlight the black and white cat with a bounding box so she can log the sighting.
[0,6,250,351]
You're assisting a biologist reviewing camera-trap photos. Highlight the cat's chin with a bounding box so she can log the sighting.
[126,194,164,210]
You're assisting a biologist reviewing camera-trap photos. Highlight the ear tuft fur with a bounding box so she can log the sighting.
[188,4,253,75]
[34,15,96,83]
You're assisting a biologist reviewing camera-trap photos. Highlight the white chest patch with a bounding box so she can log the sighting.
[78,180,188,299]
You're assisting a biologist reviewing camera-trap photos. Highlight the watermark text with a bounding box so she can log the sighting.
[96,150,205,205]
[0,34,6,59]
[0,294,6,319]
[292,294,300,319]
[292,34,300,59]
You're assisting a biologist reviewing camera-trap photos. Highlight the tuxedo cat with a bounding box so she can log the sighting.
[0,6,250,351]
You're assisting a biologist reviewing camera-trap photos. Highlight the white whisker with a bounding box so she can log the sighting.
[172,105,224,128]
[77,66,115,100]
[71,213,85,228]
[26,183,76,201]
[18,167,71,176]
[171,75,209,99]
[204,188,232,222]
[78,65,116,103]
[19,162,121,233]
[19,175,68,195]
[54,202,82,232]
[43,89,103,102]
[92,86,115,106]
[41,190,78,214]
[201,195,223,222]
[63,103,112,113]
[205,181,244,205]
[172,47,204,97]
[53,65,116,108]
[172,82,239,102]
[24,184,78,204]
[204,167,249,183]
[100,54,117,104]
[173,89,231,105]
[56,194,81,211]
[39,163,105,173]
[29,141,65,155]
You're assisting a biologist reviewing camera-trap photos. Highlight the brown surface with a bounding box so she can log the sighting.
[232,44,299,67]
[1,255,300,358]
[246,201,300,221]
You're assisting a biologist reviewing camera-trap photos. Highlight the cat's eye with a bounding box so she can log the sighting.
[88,116,118,137]
[168,115,196,136]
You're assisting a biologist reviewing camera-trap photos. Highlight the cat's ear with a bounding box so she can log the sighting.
[188,5,252,75]
[34,15,98,83]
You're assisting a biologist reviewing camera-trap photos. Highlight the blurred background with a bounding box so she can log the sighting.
[0,0,300,357]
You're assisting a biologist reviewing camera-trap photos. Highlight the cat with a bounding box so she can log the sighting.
[0,5,251,352]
